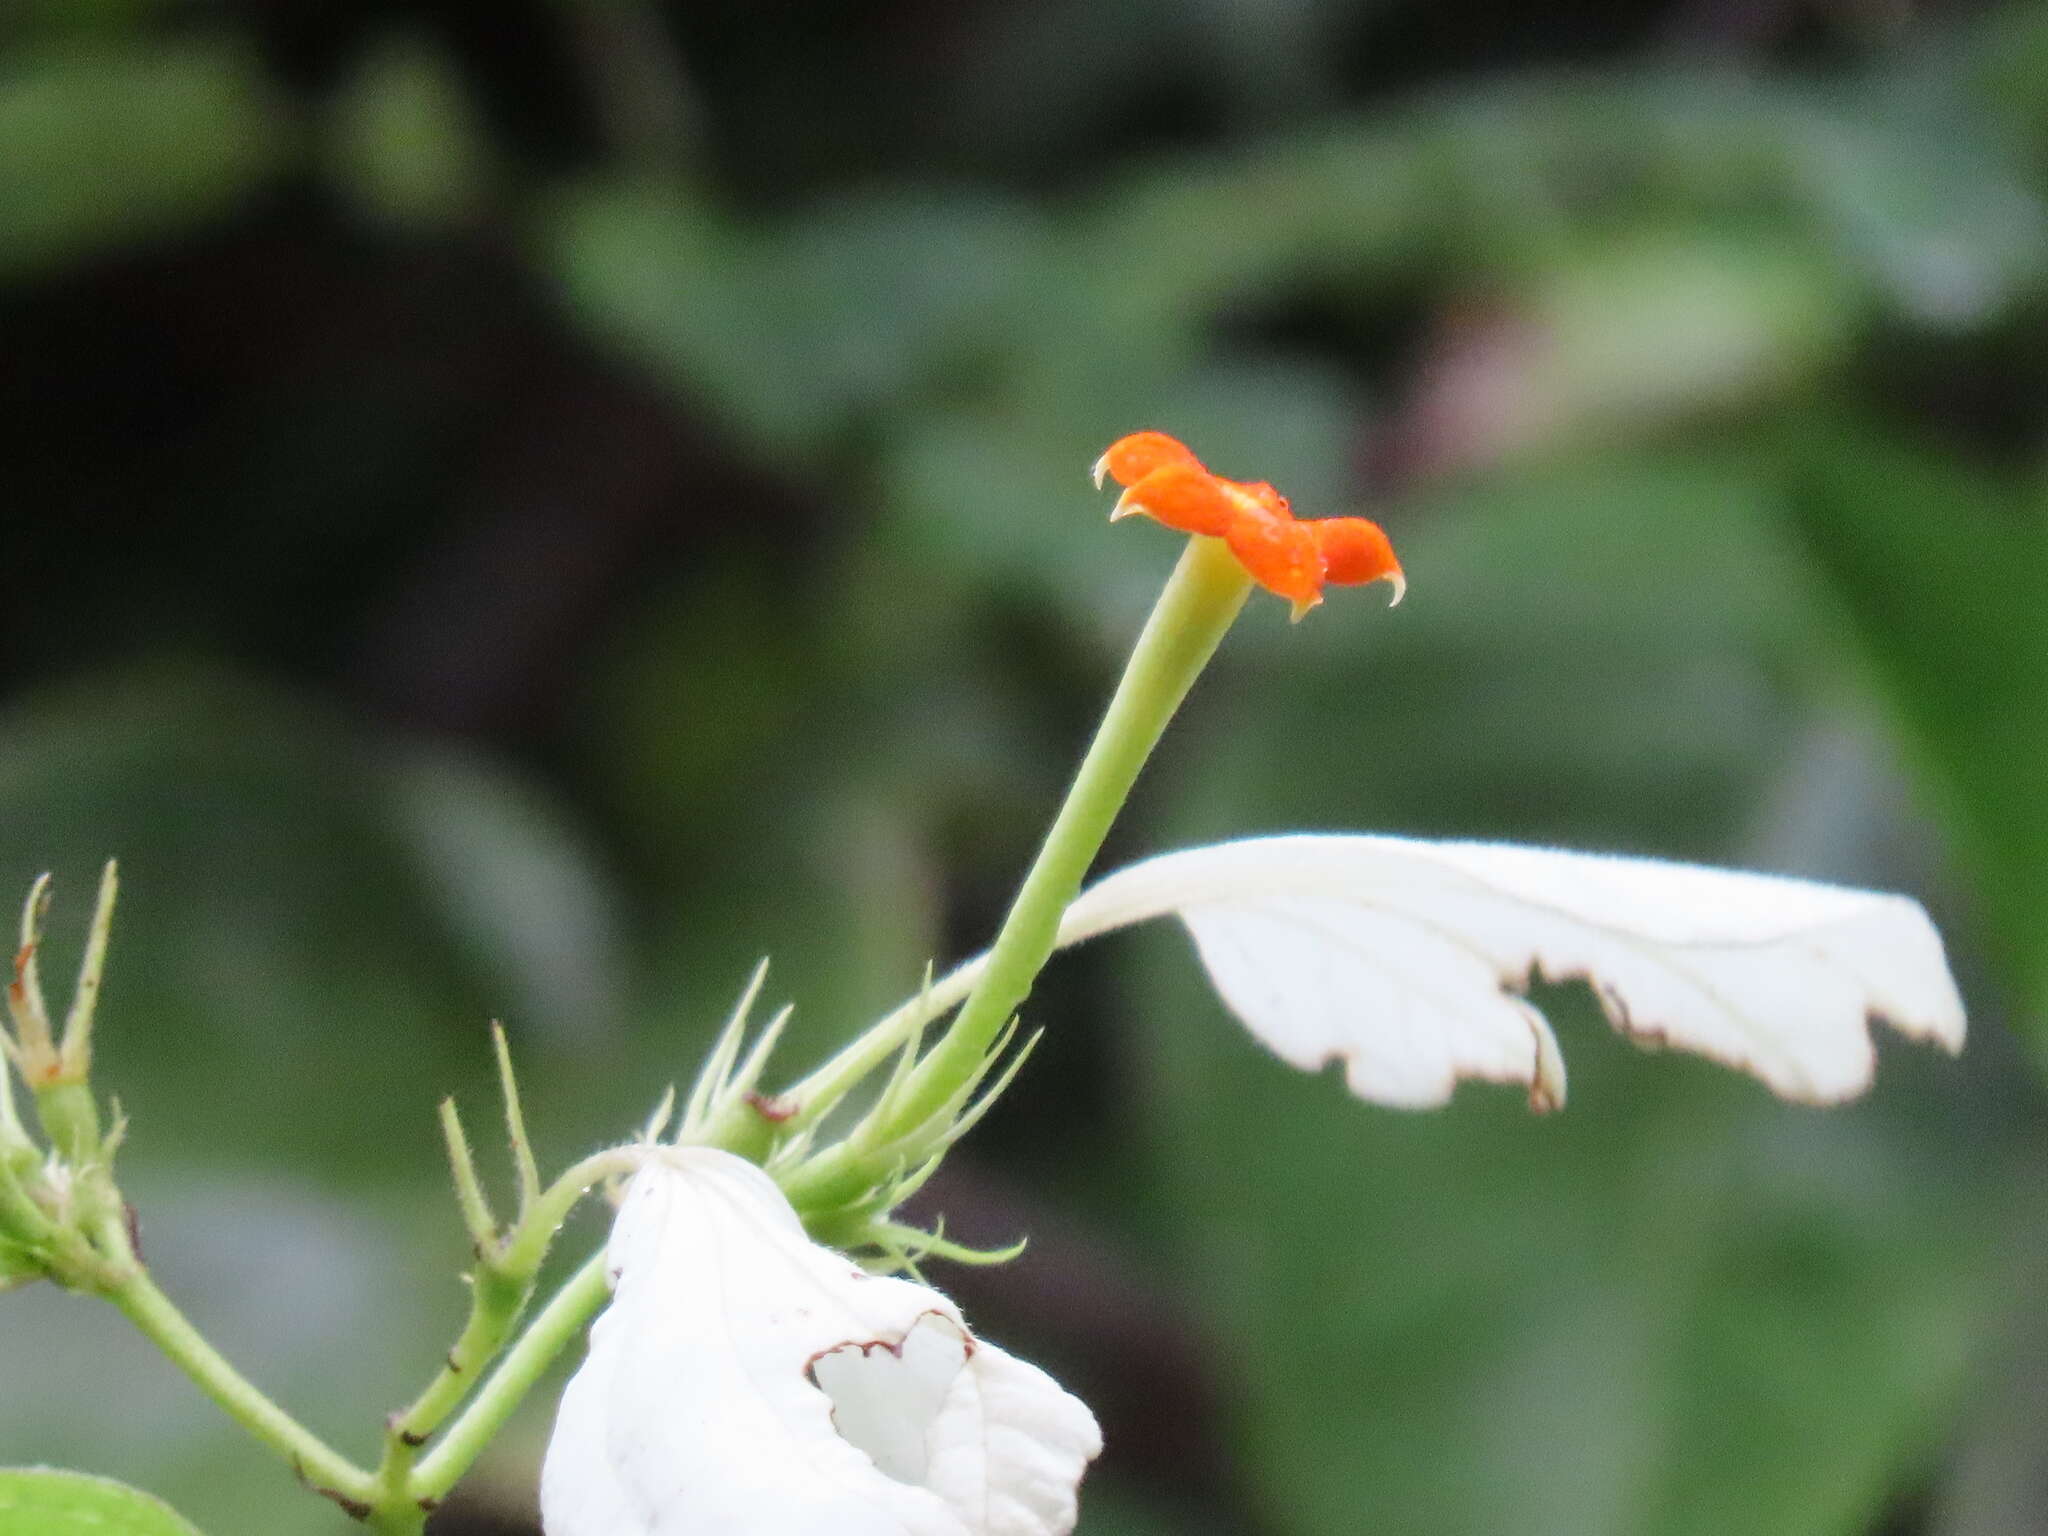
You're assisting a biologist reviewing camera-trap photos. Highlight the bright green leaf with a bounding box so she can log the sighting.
[0,1469,206,1536]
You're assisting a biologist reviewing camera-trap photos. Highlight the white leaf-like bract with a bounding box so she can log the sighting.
[1051,835,1964,1108]
[540,1149,1101,1536]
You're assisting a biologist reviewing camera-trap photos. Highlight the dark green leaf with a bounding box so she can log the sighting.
[1778,418,2048,1013]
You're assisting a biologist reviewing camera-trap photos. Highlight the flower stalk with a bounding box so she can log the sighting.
[771,533,1253,1217]
[104,1250,379,1516]
[409,1249,612,1503]
[908,535,1253,1104]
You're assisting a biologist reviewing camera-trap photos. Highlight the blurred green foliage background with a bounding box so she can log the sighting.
[4,0,2048,1532]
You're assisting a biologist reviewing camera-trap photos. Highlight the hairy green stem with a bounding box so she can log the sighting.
[369,1147,638,1521]
[751,959,986,1144]
[497,1148,639,1278]
[104,1261,375,1513]
[783,535,1252,1208]
[410,1248,612,1503]
[369,1264,526,1515]
[365,1503,429,1536]
[903,535,1251,1094]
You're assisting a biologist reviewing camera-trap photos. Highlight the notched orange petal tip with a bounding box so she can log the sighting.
[1094,431,1405,617]
[1092,430,1200,492]
[1112,462,1238,536]
[1313,517,1406,607]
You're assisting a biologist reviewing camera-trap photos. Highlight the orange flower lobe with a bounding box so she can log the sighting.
[1313,517,1406,605]
[1223,510,1325,621]
[1112,462,1239,537]
[1093,431,1203,491]
[1094,431,1404,617]
[1237,480,1292,518]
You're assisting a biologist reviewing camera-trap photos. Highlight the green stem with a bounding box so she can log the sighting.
[917,536,1250,1082]
[783,536,1251,1205]
[105,1263,376,1513]
[370,1147,637,1516]
[365,1503,429,1536]
[409,1248,612,1505]
[740,959,986,1145]
[370,1265,526,1508]
[497,1147,640,1277]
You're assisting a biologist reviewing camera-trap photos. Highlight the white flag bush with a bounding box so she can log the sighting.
[0,442,1976,1536]
[1050,834,1966,1109]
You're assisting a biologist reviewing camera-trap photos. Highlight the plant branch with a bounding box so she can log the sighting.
[371,1147,637,1515]
[104,1259,376,1514]
[409,1247,612,1504]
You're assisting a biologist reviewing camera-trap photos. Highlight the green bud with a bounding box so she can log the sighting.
[0,867,121,1174]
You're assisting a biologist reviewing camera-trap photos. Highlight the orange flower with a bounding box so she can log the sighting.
[1093,432,1404,620]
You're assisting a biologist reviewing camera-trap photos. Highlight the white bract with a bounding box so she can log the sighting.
[1050,834,1966,1109]
[541,1148,1101,1536]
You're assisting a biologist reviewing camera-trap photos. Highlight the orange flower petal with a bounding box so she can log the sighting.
[1094,432,1404,618]
[1223,511,1324,621]
[1236,480,1292,519]
[1093,431,1202,491]
[1112,462,1239,537]
[1313,517,1406,605]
